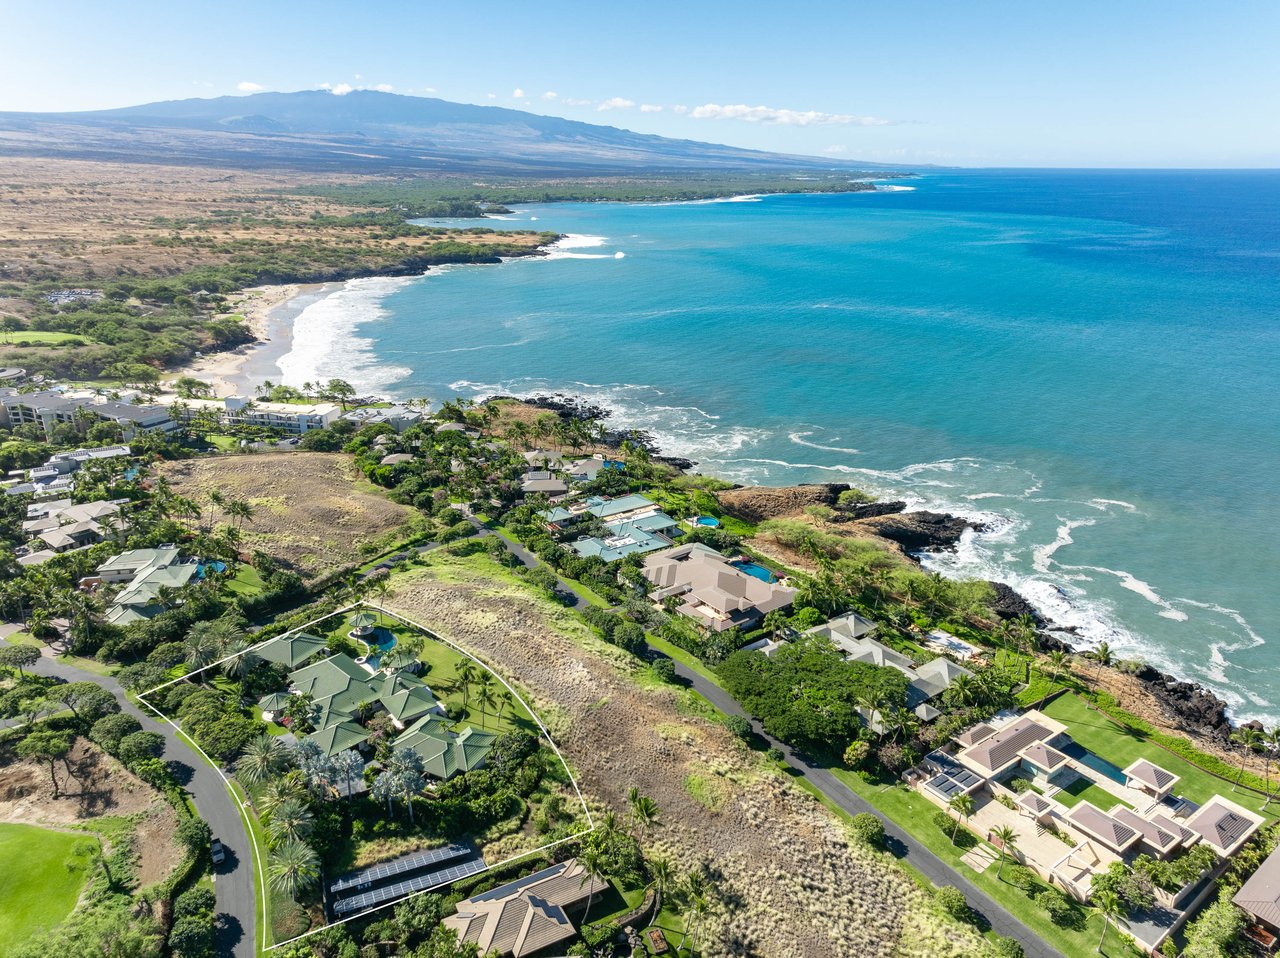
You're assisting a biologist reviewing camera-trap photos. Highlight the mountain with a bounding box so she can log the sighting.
[0,89,885,175]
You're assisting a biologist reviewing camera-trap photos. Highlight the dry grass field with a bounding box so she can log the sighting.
[386,552,990,958]
[157,451,416,580]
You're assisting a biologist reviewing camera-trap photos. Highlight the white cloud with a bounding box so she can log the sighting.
[512,87,526,98]
[542,91,558,100]
[597,97,635,111]
[423,86,437,93]
[564,97,592,106]
[639,104,663,113]
[688,103,890,126]
[672,104,689,114]
[373,83,394,93]
[237,81,264,92]
[821,144,848,155]
[330,83,354,96]
[486,92,497,99]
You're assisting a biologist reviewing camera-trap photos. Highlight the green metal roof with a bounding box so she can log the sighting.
[255,632,328,668]
[306,721,368,758]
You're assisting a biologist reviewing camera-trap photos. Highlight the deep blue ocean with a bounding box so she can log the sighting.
[279,170,1280,722]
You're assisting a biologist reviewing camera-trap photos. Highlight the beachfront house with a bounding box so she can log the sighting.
[1234,844,1280,951]
[642,542,797,632]
[913,709,1266,954]
[805,612,975,724]
[541,493,682,562]
[86,544,201,625]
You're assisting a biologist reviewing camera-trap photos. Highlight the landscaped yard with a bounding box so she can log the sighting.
[2,331,91,346]
[222,563,267,597]
[1050,775,1132,811]
[0,823,96,955]
[1042,693,1278,819]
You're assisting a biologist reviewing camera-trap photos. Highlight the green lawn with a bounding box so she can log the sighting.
[1050,776,1132,811]
[1042,693,1279,820]
[0,824,96,955]
[224,563,267,597]
[2,331,91,346]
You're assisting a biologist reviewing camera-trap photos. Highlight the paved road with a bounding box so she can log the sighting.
[667,659,1065,958]
[2,637,256,958]
[452,529,1060,957]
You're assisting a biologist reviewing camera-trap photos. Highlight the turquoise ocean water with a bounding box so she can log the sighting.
[278,170,1280,722]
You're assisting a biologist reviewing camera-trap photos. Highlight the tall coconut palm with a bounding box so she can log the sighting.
[475,680,497,730]
[456,660,479,712]
[676,868,709,954]
[629,792,661,835]
[207,489,226,533]
[576,838,608,928]
[1091,888,1126,953]
[948,795,975,844]
[1232,727,1263,791]
[647,854,674,911]
[1265,729,1280,808]
[494,689,515,726]
[1088,642,1114,708]
[991,825,1019,879]
[268,839,319,901]
[236,734,288,786]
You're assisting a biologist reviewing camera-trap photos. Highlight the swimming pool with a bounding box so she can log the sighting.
[1063,745,1127,784]
[194,560,228,579]
[732,560,777,584]
[695,516,721,527]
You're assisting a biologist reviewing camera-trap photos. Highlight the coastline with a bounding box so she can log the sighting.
[169,284,322,395]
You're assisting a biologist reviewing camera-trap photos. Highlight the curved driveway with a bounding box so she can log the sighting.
[4,640,257,958]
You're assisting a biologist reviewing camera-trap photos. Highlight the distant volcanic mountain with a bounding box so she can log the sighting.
[0,89,888,174]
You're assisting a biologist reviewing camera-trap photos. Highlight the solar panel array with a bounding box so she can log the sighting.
[330,844,472,894]
[332,858,487,916]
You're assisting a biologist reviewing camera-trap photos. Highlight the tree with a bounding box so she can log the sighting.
[627,787,661,834]
[1265,728,1280,807]
[949,795,975,844]
[333,749,364,800]
[56,682,119,725]
[267,797,314,846]
[371,770,397,816]
[474,678,497,730]
[455,660,478,712]
[90,713,142,753]
[236,734,289,786]
[168,914,214,958]
[17,730,72,797]
[576,837,609,928]
[1231,727,1263,791]
[117,730,165,767]
[1089,642,1114,707]
[268,838,320,901]
[175,817,212,857]
[324,378,357,410]
[849,812,885,849]
[1091,889,1126,953]
[991,825,1020,879]
[0,644,40,677]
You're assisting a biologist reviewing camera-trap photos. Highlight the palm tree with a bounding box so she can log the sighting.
[576,838,608,928]
[333,750,364,800]
[267,797,314,847]
[494,689,515,726]
[948,795,975,844]
[1232,727,1263,791]
[456,660,479,712]
[1088,642,1114,708]
[385,751,426,822]
[226,499,255,531]
[1265,729,1280,808]
[268,839,319,901]
[1091,888,1126,953]
[236,735,288,786]
[991,825,1019,880]
[257,773,306,818]
[371,770,397,816]
[475,679,497,730]
[676,868,709,954]
[647,854,674,911]
[207,489,226,533]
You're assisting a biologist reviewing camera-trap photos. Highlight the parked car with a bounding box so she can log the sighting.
[211,838,225,865]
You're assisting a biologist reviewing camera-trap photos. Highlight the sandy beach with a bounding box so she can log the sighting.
[167,283,327,396]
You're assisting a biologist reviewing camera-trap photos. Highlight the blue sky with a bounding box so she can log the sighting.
[4,0,1277,167]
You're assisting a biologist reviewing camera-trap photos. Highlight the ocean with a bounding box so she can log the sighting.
[278,169,1280,723]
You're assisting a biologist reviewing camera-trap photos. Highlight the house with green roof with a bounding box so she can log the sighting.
[254,632,328,668]
[307,720,369,758]
[394,714,497,779]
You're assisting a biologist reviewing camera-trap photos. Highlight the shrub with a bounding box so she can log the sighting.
[176,817,212,856]
[1007,777,1034,794]
[849,813,885,849]
[1035,887,1079,928]
[173,886,216,920]
[843,739,870,769]
[1005,865,1039,895]
[991,936,1025,958]
[89,713,142,753]
[935,886,971,922]
[117,730,165,766]
[723,714,752,740]
[611,622,646,656]
[650,658,676,684]
[766,747,784,763]
[168,915,214,958]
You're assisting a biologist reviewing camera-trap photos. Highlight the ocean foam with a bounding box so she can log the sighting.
[788,430,861,455]
[277,276,414,396]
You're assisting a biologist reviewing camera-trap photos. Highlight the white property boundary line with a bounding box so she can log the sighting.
[139,602,596,952]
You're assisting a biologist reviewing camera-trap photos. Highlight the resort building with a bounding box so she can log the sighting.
[806,612,975,724]
[642,542,797,632]
[541,493,682,562]
[341,404,428,432]
[19,498,125,564]
[0,389,176,437]
[3,444,133,498]
[913,709,1266,954]
[520,470,569,497]
[443,859,607,958]
[166,396,341,433]
[565,455,621,483]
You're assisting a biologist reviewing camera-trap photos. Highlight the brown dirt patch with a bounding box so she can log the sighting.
[714,484,847,525]
[386,558,986,958]
[0,738,181,888]
[157,452,416,580]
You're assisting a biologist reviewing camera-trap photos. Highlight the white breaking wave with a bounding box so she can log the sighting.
[1032,518,1096,573]
[639,193,766,206]
[876,184,916,192]
[277,276,414,396]
[542,233,622,261]
[789,431,861,455]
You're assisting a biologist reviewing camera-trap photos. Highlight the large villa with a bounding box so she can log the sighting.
[252,622,496,775]
[915,709,1266,954]
[642,541,797,632]
[541,493,682,562]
